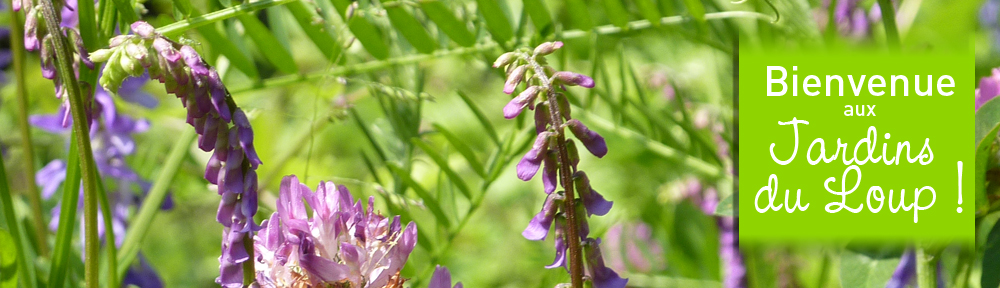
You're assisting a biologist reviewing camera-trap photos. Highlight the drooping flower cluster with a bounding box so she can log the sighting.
[253,175,417,287]
[494,42,625,288]
[31,76,167,287]
[15,0,96,123]
[89,21,262,287]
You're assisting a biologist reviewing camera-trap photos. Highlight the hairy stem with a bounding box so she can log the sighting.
[521,52,585,288]
[36,0,102,287]
[9,4,48,257]
[916,247,936,288]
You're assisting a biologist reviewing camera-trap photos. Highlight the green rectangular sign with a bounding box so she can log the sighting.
[738,50,973,243]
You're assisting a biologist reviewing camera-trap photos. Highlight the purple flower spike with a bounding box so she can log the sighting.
[504,86,541,119]
[978,68,1000,110]
[566,119,607,158]
[552,71,595,88]
[504,65,528,94]
[517,132,552,181]
[429,265,464,288]
[523,192,563,240]
[584,238,628,288]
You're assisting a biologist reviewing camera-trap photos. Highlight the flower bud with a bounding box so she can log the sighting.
[40,37,56,79]
[131,21,156,39]
[574,171,612,216]
[552,71,595,88]
[556,93,571,120]
[89,48,114,63]
[584,238,628,288]
[24,8,40,51]
[565,119,607,158]
[533,41,563,56]
[534,102,550,134]
[504,65,528,94]
[504,86,541,119]
[493,52,518,68]
[517,132,552,181]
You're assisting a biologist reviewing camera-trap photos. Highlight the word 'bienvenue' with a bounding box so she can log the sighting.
[765,66,956,97]
[754,118,964,223]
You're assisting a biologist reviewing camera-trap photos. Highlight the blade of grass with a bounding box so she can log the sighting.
[48,137,82,288]
[419,0,476,47]
[384,2,438,53]
[475,0,513,42]
[8,6,48,258]
[0,147,37,288]
[329,0,391,59]
[91,165,117,288]
[431,123,486,177]
[603,0,630,28]
[635,0,662,27]
[156,0,301,37]
[385,163,452,228]
[285,1,343,63]
[456,91,501,146]
[411,138,473,200]
[237,14,300,74]
[116,129,195,277]
[522,0,553,36]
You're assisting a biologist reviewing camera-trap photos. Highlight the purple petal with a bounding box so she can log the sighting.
[886,250,916,288]
[522,193,561,240]
[131,21,156,38]
[566,119,607,158]
[585,238,628,288]
[541,156,557,194]
[552,71,595,88]
[36,160,67,199]
[534,102,550,134]
[429,265,453,288]
[504,86,540,119]
[504,66,527,94]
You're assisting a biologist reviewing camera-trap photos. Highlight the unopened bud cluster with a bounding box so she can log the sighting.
[494,42,626,288]
[16,0,96,126]
[90,21,262,287]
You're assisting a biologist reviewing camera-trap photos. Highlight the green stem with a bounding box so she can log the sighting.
[155,0,301,37]
[0,145,38,288]
[36,0,102,287]
[116,129,195,277]
[8,2,48,258]
[916,247,937,288]
[47,136,81,288]
[230,11,775,94]
[93,167,118,288]
[877,0,901,49]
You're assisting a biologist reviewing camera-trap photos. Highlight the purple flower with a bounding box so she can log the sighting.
[978,68,1000,110]
[504,86,541,119]
[552,72,595,88]
[573,172,612,216]
[584,238,628,288]
[886,249,944,288]
[522,192,564,240]
[516,132,552,181]
[565,120,607,158]
[429,265,463,288]
[254,175,418,287]
[504,65,528,94]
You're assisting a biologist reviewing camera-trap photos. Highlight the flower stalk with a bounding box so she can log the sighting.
[34,0,102,286]
[9,2,48,257]
[497,42,625,288]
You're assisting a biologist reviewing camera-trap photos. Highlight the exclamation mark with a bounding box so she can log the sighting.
[957,161,963,213]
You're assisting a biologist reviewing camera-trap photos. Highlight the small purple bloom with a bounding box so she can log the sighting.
[517,132,552,181]
[574,172,612,216]
[978,68,1000,110]
[566,120,607,158]
[504,86,541,119]
[429,265,464,288]
[504,65,528,94]
[523,192,564,240]
[584,238,628,288]
[552,72,595,88]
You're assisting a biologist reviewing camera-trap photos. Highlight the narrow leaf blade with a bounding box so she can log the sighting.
[411,138,474,200]
[385,164,452,228]
[237,14,300,74]
[420,1,476,47]
[432,123,486,177]
[286,1,343,62]
[475,0,513,41]
[522,0,553,36]
[384,4,438,53]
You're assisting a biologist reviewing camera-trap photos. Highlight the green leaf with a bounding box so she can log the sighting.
[0,147,35,288]
[237,14,300,74]
[522,0,553,36]
[602,0,630,28]
[329,0,390,59]
[48,138,82,288]
[975,97,1000,214]
[715,194,734,217]
[565,0,594,30]
[635,0,662,26]
[419,0,476,47]
[983,220,1000,288]
[195,22,261,79]
[0,229,15,288]
[383,4,438,53]
[157,0,302,37]
[839,249,901,288]
[456,91,501,146]
[681,0,706,22]
[411,138,474,200]
[475,0,513,42]
[432,124,487,178]
[385,163,452,228]
[285,1,343,63]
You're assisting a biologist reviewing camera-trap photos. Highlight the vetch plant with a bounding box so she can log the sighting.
[90,21,262,287]
[494,41,625,288]
[253,175,417,287]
